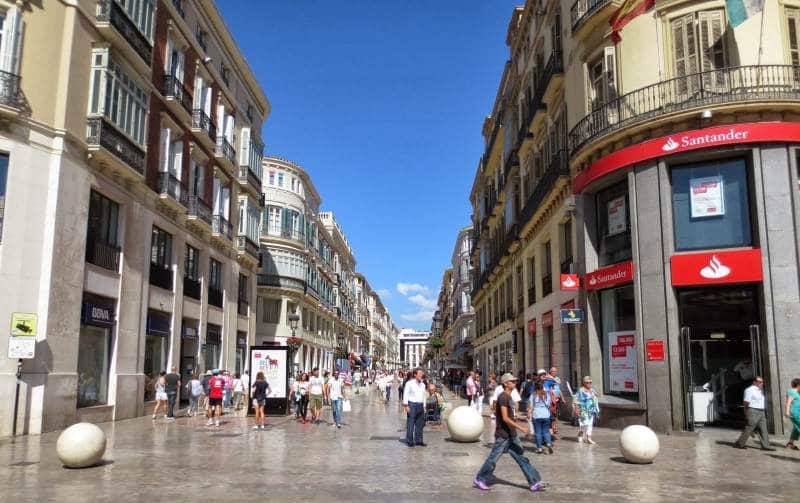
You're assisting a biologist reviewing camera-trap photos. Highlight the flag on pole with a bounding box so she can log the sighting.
[725,0,765,28]
[610,0,656,44]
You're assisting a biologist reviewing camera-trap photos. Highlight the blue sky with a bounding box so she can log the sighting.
[217,0,517,329]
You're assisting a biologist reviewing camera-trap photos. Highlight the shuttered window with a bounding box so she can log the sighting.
[672,10,726,94]
[788,8,800,66]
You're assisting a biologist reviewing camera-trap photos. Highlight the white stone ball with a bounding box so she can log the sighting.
[446,405,484,442]
[56,422,107,468]
[619,424,659,464]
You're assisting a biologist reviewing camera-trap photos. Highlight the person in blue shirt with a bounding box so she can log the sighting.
[531,382,554,454]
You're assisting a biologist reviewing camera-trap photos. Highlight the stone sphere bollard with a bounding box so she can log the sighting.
[56,422,107,468]
[446,405,484,442]
[619,424,660,464]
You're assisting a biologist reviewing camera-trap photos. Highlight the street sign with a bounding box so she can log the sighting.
[560,308,584,324]
[8,337,35,359]
[10,312,37,336]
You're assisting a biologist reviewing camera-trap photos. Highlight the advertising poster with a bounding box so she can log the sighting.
[607,195,627,236]
[250,348,287,398]
[689,175,725,218]
[608,331,638,393]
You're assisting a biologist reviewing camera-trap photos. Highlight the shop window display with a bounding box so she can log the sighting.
[596,181,632,267]
[600,285,637,398]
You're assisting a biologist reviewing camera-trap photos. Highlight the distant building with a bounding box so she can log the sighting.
[399,329,430,369]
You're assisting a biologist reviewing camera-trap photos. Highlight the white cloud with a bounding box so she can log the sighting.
[375,288,392,299]
[408,294,437,310]
[400,310,435,322]
[397,282,431,296]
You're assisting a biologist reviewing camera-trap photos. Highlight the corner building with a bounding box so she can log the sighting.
[0,0,268,436]
[565,0,800,434]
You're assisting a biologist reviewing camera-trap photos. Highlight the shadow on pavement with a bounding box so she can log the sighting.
[766,454,800,463]
[489,477,531,491]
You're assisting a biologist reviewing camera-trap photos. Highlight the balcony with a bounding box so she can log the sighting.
[238,166,263,197]
[569,64,800,155]
[157,172,188,208]
[542,274,553,297]
[238,299,249,316]
[86,117,145,179]
[0,70,23,116]
[149,263,173,291]
[208,287,223,308]
[571,0,620,39]
[530,51,564,130]
[211,214,232,242]
[162,75,193,118]
[215,136,236,168]
[184,277,201,300]
[237,235,259,261]
[528,287,536,307]
[257,274,306,293]
[186,195,212,228]
[518,150,569,230]
[191,109,217,147]
[95,0,152,72]
[85,238,120,272]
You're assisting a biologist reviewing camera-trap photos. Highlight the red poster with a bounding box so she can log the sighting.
[542,312,553,328]
[527,319,537,336]
[646,340,664,361]
[560,274,580,291]
[585,261,634,290]
[670,249,762,286]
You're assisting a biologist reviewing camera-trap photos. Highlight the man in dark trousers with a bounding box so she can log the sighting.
[165,366,181,421]
[403,368,427,447]
[473,373,548,493]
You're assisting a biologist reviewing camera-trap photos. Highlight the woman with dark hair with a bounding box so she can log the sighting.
[785,377,800,450]
[532,382,553,454]
[251,371,270,430]
[296,373,310,423]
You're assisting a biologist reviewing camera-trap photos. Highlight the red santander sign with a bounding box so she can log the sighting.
[585,261,634,291]
[560,274,579,291]
[670,249,762,286]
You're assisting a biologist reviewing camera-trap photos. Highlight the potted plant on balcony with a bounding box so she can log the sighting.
[286,337,304,353]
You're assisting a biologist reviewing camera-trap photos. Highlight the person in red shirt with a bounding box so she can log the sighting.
[206,369,225,427]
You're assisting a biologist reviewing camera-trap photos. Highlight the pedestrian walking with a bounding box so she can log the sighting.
[385,373,393,403]
[532,382,553,454]
[296,373,310,423]
[251,371,271,430]
[473,371,484,414]
[327,370,346,428]
[403,368,427,447]
[241,370,250,412]
[308,368,325,424]
[353,369,362,394]
[472,373,548,493]
[186,373,203,417]
[152,371,168,420]
[486,373,497,419]
[734,376,776,450]
[574,376,599,445]
[546,367,562,437]
[200,370,212,411]
[206,370,226,427]
[519,373,534,418]
[397,370,405,402]
[233,373,244,412]
[466,371,476,407]
[323,371,331,406]
[223,370,234,410]
[785,378,800,450]
[492,374,522,419]
[165,367,181,421]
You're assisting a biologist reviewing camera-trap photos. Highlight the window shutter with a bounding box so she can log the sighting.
[164,36,173,74]
[699,10,726,89]
[603,46,617,102]
[204,87,213,116]
[172,140,183,179]
[239,127,251,166]
[159,127,170,173]
[789,9,800,66]
[0,8,19,73]
[176,50,185,83]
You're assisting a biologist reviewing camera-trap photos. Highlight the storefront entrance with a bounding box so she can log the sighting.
[678,286,762,430]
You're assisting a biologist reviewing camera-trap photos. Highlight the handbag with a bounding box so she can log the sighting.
[342,399,352,412]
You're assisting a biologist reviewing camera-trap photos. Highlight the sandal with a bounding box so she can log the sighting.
[787,443,799,450]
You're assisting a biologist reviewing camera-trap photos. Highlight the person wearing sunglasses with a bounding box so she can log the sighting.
[734,376,776,451]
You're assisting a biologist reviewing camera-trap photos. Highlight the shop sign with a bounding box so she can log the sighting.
[670,249,762,286]
[560,274,580,291]
[250,348,287,399]
[8,337,35,359]
[689,175,725,218]
[146,311,170,337]
[560,308,584,324]
[573,122,800,193]
[236,333,247,347]
[585,261,634,290]
[10,312,37,336]
[542,311,553,328]
[646,339,665,361]
[527,319,537,336]
[607,195,627,236]
[608,330,638,392]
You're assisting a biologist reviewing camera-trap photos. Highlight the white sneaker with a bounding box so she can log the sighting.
[214,421,219,427]
[206,419,213,426]
[252,425,260,430]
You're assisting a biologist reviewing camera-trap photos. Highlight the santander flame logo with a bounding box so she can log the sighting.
[700,255,731,279]
[662,137,679,152]
[562,276,577,288]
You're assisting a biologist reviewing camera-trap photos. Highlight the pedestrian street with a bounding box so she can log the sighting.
[1,386,797,502]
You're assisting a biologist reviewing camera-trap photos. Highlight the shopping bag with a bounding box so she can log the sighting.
[342,399,352,412]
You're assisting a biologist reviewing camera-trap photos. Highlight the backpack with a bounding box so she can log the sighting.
[521,380,534,400]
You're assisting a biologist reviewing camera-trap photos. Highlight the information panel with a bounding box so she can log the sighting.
[607,331,638,393]
[249,346,289,415]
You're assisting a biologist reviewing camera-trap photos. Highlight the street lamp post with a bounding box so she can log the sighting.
[288,313,300,373]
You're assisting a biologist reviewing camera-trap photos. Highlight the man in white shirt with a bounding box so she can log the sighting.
[491,378,522,420]
[403,368,428,447]
[308,367,325,424]
[326,370,347,428]
[240,370,250,415]
[733,376,776,450]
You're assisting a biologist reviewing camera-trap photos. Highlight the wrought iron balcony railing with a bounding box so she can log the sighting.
[569,64,800,154]
[187,195,212,225]
[570,0,612,32]
[215,136,236,164]
[238,165,263,194]
[518,150,569,229]
[191,109,216,142]
[208,286,223,308]
[163,75,193,115]
[96,0,152,65]
[149,263,173,290]
[0,70,23,109]
[157,172,188,206]
[184,276,201,300]
[237,235,259,259]
[211,214,232,240]
[86,117,146,175]
[85,237,121,271]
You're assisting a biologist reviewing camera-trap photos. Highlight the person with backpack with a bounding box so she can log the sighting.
[519,373,534,417]
[532,382,554,454]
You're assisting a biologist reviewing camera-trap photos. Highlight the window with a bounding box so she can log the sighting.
[195,24,208,51]
[189,158,205,197]
[144,310,170,401]
[0,154,6,242]
[542,240,552,297]
[209,258,222,290]
[150,227,172,267]
[269,171,275,185]
[77,325,111,407]
[115,0,154,39]
[600,285,637,398]
[88,48,149,145]
[527,256,536,306]
[87,190,120,246]
[185,244,199,280]
[671,10,726,94]
[266,205,282,236]
[291,177,296,192]
[596,181,632,266]
[671,158,753,251]
[262,298,281,324]
[204,324,221,370]
[587,47,616,112]
[238,273,248,302]
[561,219,573,273]
[789,8,800,66]
[0,6,24,75]
[278,172,284,187]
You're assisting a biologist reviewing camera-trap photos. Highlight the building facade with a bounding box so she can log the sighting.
[441,226,475,369]
[468,0,800,435]
[399,329,431,369]
[0,0,267,436]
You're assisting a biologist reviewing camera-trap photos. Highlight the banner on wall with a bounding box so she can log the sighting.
[608,331,638,393]
[689,175,725,218]
[607,195,627,236]
[250,347,288,399]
